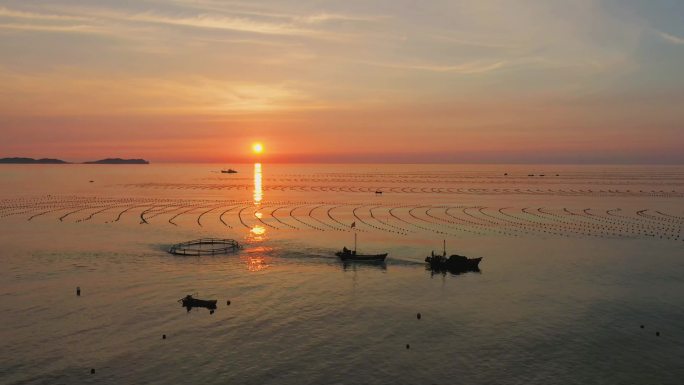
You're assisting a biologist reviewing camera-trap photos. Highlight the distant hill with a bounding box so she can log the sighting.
[83,158,150,164]
[0,157,69,164]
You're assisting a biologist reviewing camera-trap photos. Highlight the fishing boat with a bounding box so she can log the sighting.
[336,248,388,261]
[425,240,482,273]
[335,228,388,261]
[179,295,217,311]
[221,169,238,174]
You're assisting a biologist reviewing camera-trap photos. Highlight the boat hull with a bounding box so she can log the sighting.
[335,252,388,261]
[425,255,482,274]
[180,296,217,311]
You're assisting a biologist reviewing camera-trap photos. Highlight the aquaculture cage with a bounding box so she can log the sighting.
[168,238,241,256]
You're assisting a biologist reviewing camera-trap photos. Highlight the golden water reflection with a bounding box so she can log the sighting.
[245,163,268,269]
[253,162,262,205]
[246,255,269,272]
[241,246,271,272]
[250,225,266,236]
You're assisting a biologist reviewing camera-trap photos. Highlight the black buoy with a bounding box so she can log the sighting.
[656,332,660,336]
[416,313,421,320]
[162,334,166,339]
[406,344,410,349]
[76,286,81,296]
[226,300,231,306]
[90,369,95,374]
[640,325,644,329]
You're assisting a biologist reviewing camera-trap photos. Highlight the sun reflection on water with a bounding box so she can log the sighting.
[241,245,271,272]
[250,225,266,236]
[253,162,262,205]
[244,163,269,270]
[246,255,269,272]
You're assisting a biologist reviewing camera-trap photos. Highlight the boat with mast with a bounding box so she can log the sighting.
[425,240,482,272]
[335,223,388,261]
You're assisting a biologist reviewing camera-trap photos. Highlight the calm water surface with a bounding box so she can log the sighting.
[1,164,683,384]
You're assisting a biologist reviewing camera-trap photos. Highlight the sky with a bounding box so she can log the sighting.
[0,0,683,163]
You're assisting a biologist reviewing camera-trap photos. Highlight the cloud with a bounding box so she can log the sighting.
[0,23,115,35]
[126,12,315,36]
[657,31,684,45]
[156,0,386,25]
[297,13,387,24]
[0,6,87,21]
[0,5,327,38]
[363,60,506,74]
[0,67,325,116]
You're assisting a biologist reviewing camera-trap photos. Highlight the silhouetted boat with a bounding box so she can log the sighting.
[336,248,388,261]
[336,230,387,261]
[221,169,238,174]
[179,295,217,311]
[425,240,482,273]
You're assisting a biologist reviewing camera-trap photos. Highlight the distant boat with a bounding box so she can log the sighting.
[336,229,387,261]
[425,240,482,273]
[221,169,238,174]
[179,295,217,311]
[336,249,388,261]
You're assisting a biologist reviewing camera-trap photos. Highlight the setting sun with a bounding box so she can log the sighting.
[252,143,264,154]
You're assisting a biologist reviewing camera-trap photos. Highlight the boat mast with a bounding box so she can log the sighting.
[354,231,357,252]
[443,239,446,257]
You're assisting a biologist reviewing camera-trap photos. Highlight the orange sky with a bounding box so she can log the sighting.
[1,1,683,163]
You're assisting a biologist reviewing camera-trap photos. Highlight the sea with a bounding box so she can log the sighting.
[1,163,683,385]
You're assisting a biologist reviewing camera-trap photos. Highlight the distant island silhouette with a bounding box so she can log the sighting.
[0,157,150,164]
[0,157,68,164]
[84,158,150,164]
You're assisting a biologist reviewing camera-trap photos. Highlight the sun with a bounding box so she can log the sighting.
[252,142,264,154]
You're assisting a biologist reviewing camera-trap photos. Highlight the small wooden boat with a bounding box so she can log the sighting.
[179,295,217,311]
[221,169,238,174]
[336,248,388,261]
[425,240,482,273]
[336,231,388,261]
[425,254,482,270]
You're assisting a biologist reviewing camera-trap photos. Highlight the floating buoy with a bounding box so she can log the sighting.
[90,369,95,374]
[226,300,231,306]
[76,287,81,296]
[416,313,421,320]
[656,332,660,336]
[406,344,410,349]
[640,325,644,329]
[162,334,166,339]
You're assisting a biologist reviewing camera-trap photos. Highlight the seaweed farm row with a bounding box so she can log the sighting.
[123,182,683,198]
[201,175,684,187]
[1,196,682,242]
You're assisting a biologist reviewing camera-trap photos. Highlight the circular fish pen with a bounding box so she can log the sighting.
[168,238,240,256]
